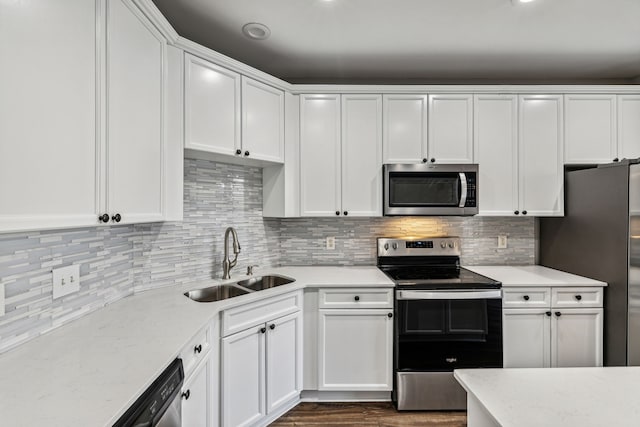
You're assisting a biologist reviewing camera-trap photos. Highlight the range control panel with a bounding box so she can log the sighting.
[377,237,461,257]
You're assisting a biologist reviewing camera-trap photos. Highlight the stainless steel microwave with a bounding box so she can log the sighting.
[383,163,478,216]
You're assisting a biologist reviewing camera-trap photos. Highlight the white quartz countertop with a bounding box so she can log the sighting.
[465,265,607,287]
[0,266,393,427]
[455,367,640,427]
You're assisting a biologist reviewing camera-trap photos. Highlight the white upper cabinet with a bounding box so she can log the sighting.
[474,95,519,216]
[107,0,165,224]
[300,95,342,216]
[428,94,474,163]
[564,95,617,164]
[184,55,284,163]
[0,0,99,232]
[300,94,382,217]
[242,77,285,163]
[383,95,428,163]
[184,54,241,156]
[618,95,640,160]
[341,95,383,217]
[0,0,173,232]
[519,95,564,217]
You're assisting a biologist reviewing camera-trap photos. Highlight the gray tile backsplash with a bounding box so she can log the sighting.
[279,216,535,266]
[0,157,535,353]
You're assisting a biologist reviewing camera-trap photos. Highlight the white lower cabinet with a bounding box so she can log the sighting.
[318,309,393,391]
[503,286,603,368]
[551,308,603,367]
[503,308,551,368]
[222,322,266,427]
[182,353,214,427]
[221,310,302,427]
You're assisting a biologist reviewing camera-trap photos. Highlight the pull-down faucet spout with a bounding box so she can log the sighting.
[222,227,241,279]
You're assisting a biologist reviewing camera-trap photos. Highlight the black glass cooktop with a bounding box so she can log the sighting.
[379,266,501,290]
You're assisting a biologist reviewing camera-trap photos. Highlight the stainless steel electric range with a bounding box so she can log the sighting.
[377,237,502,411]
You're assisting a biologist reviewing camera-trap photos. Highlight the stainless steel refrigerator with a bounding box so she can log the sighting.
[539,159,640,366]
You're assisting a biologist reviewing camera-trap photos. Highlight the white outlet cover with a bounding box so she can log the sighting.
[326,236,336,250]
[52,265,80,299]
[497,235,508,249]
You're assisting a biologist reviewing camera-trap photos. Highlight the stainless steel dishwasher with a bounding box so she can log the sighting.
[113,358,184,427]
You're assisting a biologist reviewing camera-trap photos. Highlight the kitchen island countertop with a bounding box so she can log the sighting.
[455,367,640,427]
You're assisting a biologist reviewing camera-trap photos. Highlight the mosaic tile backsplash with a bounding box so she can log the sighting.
[0,157,535,353]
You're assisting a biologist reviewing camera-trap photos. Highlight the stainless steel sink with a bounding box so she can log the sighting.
[235,274,295,291]
[184,284,249,302]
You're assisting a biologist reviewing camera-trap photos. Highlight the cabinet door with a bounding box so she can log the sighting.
[300,95,341,216]
[266,311,302,414]
[184,54,241,156]
[503,309,551,368]
[182,354,213,427]
[618,95,640,160]
[0,0,99,232]
[519,95,564,216]
[242,77,284,163]
[383,95,428,163]
[474,95,519,216]
[428,94,473,163]
[222,325,266,427]
[551,308,603,368]
[341,95,383,217]
[564,95,617,164]
[318,309,393,391]
[107,0,165,223]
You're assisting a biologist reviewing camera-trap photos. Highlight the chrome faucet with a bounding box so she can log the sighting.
[222,227,241,279]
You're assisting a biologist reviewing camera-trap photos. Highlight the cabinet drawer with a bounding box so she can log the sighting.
[181,325,211,377]
[318,288,393,309]
[552,287,603,308]
[502,288,551,308]
[222,290,302,337]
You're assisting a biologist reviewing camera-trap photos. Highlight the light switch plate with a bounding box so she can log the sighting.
[52,265,80,299]
[0,282,5,317]
[497,235,508,249]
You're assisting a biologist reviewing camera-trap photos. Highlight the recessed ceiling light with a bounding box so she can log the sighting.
[242,23,271,40]
[512,0,536,3]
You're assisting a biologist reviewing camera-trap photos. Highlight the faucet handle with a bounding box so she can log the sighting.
[247,265,259,275]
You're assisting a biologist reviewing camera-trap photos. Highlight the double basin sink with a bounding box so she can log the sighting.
[184,274,295,303]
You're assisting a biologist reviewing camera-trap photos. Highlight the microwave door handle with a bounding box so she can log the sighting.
[459,173,468,208]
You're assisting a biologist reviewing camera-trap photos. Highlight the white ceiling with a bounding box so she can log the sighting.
[152,0,640,84]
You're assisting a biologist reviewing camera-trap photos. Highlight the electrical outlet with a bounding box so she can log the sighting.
[0,282,4,317]
[497,235,508,249]
[52,265,80,299]
[326,236,336,250]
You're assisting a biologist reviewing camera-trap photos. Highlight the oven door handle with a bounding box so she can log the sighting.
[396,290,502,300]
[459,172,468,208]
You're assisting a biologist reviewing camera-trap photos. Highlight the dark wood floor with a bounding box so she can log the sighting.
[270,402,467,426]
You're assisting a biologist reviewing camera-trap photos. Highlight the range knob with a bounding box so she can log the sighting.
[440,242,447,249]
[384,243,389,250]
[448,243,454,248]
[392,243,398,250]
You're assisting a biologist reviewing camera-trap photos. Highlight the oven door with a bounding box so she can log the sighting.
[383,164,478,216]
[395,290,502,371]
